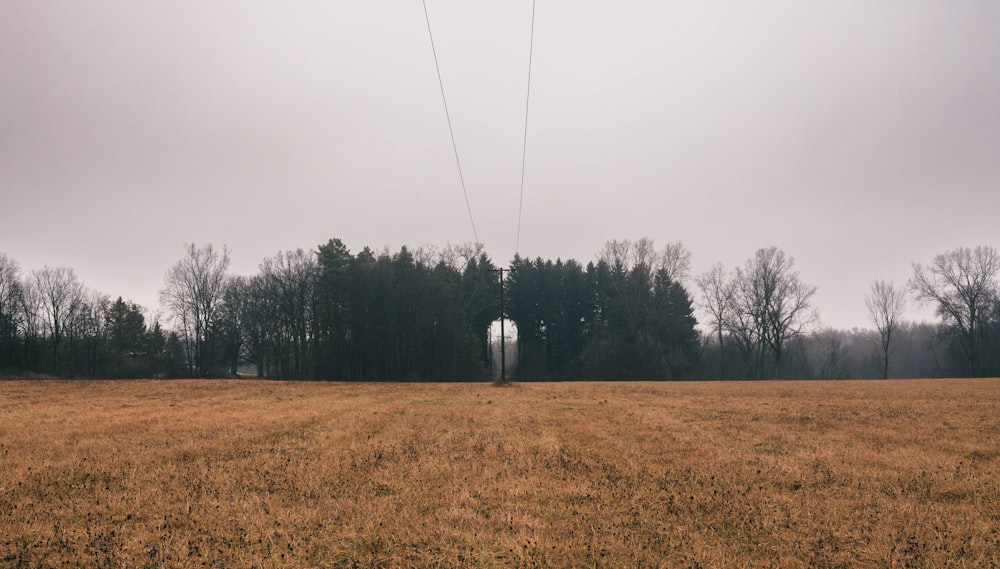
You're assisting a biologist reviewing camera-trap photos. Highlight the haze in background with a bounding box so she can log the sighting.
[2,1,998,330]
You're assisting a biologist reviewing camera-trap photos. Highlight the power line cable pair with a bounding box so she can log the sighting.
[421,0,536,254]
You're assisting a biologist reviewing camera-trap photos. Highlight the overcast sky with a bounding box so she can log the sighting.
[2,1,999,330]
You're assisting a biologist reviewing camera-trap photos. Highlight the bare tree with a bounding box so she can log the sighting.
[73,290,109,377]
[598,239,631,272]
[0,254,23,368]
[730,247,818,379]
[33,266,85,375]
[18,277,43,369]
[260,249,318,378]
[725,265,767,378]
[219,276,252,377]
[413,244,439,268]
[160,243,231,377]
[658,241,692,283]
[695,263,733,378]
[910,246,1000,377]
[597,238,691,283]
[631,236,658,269]
[439,241,486,272]
[597,239,654,345]
[865,280,906,379]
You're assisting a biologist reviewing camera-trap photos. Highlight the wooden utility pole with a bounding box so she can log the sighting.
[492,267,507,385]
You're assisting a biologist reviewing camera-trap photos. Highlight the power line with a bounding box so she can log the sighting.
[514,0,537,255]
[422,0,480,244]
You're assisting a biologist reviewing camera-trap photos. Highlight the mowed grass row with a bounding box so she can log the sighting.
[1,379,998,568]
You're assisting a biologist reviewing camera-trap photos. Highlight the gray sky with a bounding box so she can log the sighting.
[2,1,999,330]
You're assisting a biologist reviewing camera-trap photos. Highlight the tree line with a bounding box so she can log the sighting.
[508,238,699,380]
[695,244,1000,379]
[0,260,170,378]
[2,241,999,380]
[158,240,501,380]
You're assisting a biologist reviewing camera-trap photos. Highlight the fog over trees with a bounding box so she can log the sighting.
[1,241,999,380]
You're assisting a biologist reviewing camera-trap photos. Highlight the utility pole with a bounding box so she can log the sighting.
[491,267,507,385]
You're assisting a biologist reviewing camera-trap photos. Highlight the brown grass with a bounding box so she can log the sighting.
[1,379,999,568]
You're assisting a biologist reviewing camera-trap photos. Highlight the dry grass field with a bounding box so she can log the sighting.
[1,379,999,568]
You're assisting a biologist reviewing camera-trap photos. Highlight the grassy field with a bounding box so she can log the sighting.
[1,379,998,568]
